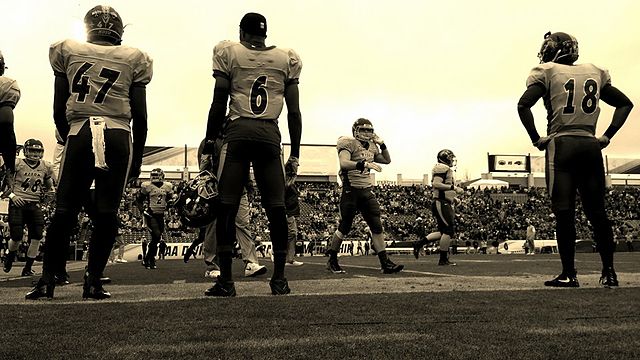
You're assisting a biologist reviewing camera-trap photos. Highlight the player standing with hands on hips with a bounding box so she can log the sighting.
[517,31,633,288]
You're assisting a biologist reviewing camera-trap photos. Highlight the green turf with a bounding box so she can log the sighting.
[1,253,639,359]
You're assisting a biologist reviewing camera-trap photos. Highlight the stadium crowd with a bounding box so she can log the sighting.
[5,181,638,259]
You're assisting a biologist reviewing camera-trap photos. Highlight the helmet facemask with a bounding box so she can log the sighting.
[23,139,44,163]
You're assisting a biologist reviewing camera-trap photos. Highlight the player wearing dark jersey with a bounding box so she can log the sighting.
[326,118,403,274]
[3,139,54,276]
[202,12,302,296]
[0,50,20,182]
[137,168,174,269]
[27,5,152,300]
[518,31,633,288]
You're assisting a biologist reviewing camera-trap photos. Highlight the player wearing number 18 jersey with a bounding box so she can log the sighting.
[517,31,633,288]
[202,12,302,296]
[27,5,152,300]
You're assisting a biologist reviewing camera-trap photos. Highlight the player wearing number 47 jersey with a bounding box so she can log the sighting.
[202,12,302,296]
[518,31,633,289]
[27,5,152,301]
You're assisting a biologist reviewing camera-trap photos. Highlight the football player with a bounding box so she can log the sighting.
[0,50,20,181]
[27,5,152,300]
[201,12,302,296]
[413,149,464,266]
[3,139,55,276]
[517,31,633,288]
[136,168,174,269]
[185,138,267,279]
[326,118,403,274]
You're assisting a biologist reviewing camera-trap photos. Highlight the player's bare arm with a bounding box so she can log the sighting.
[129,84,148,181]
[284,81,302,173]
[339,149,382,172]
[203,75,230,154]
[598,84,634,148]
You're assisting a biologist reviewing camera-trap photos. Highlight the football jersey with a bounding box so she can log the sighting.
[12,159,54,203]
[526,62,611,137]
[140,181,174,214]
[49,39,153,130]
[0,76,20,109]
[212,40,302,121]
[431,163,456,202]
[337,136,379,189]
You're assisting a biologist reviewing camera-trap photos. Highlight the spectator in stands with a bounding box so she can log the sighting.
[480,239,488,254]
[626,233,634,252]
[356,241,363,255]
[526,220,536,255]
[158,239,167,260]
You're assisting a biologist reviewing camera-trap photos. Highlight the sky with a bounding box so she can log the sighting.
[3,0,640,181]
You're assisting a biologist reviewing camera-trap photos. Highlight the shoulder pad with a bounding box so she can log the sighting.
[337,136,357,152]
[432,163,450,174]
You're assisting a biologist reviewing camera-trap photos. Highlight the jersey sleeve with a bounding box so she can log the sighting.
[432,163,451,181]
[286,48,302,84]
[140,182,150,195]
[48,40,68,77]
[526,65,548,89]
[600,67,612,87]
[337,136,357,153]
[212,41,233,78]
[0,78,20,108]
[132,51,153,85]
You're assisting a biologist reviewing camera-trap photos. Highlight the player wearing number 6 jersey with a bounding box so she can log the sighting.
[202,12,302,296]
[27,5,152,300]
[3,139,54,276]
[517,31,633,289]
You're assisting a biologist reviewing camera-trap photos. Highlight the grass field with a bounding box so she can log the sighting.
[1,252,639,359]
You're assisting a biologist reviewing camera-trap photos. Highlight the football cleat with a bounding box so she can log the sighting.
[25,279,55,300]
[204,269,221,279]
[286,260,304,266]
[438,259,457,266]
[55,273,71,286]
[381,258,404,274]
[269,278,291,295]
[599,268,619,288]
[204,276,236,297]
[544,273,579,288]
[82,284,112,300]
[3,251,16,273]
[413,244,422,259]
[244,262,267,277]
[100,276,112,285]
[21,269,36,277]
[327,257,346,274]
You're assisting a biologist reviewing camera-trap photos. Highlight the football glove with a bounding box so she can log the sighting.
[533,136,551,151]
[372,134,384,145]
[365,162,382,172]
[285,156,299,176]
[597,135,610,149]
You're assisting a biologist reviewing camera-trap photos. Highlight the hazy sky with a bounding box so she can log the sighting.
[3,0,639,181]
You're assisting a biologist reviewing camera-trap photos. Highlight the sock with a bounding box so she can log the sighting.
[439,251,448,262]
[377,250,388,264]
[273,252,286,279]
[218,253,233,283]
[24,257,35,271]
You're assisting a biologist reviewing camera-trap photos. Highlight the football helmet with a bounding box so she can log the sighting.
[538,31,579,64]
[174,171,219,228]
[150,168,164,183]
[0,50,5,76]
[437,149,456,167]
[23,139,44,161]
[352,118,375,142]
[84,5,124,45]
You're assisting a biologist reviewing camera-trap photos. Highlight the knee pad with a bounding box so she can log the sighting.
[27,239,41,258]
